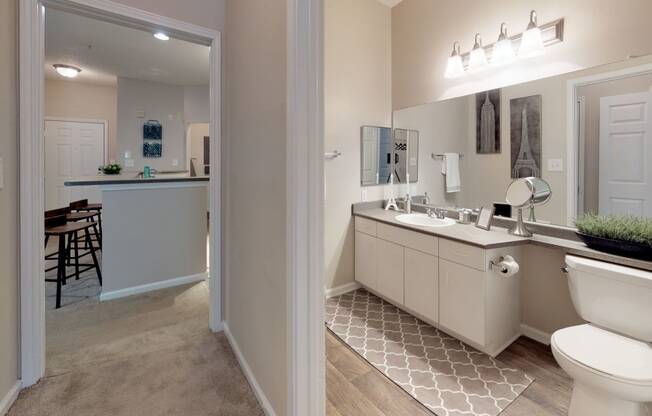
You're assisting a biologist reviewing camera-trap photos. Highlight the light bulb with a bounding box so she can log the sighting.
[154,32,170,41]
[468,34,488,72]
[491,23,515,66]
[444,42,465,79]
[518,10,545,57]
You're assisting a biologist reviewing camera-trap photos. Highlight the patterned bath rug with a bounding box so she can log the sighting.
[325,289,534,416]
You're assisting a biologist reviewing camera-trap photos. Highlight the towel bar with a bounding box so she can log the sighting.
[431,153,464,160]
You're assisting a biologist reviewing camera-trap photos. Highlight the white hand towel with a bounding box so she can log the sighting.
[441,153,461,193]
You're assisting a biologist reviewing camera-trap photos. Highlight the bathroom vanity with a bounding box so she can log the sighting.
[354,209,528,357]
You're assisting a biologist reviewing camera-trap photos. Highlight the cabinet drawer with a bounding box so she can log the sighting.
[377,223,437,255]
[439,238,486,271]
[355,216,377,236]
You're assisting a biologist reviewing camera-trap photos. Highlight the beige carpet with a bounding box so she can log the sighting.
[10,282,264,416]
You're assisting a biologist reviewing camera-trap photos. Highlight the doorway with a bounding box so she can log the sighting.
[19,0,222,387]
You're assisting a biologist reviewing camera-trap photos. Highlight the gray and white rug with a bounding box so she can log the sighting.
[326,289,533,416]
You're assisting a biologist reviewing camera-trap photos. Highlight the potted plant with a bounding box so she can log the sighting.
[99,163,122,175]
[575,214,652,260]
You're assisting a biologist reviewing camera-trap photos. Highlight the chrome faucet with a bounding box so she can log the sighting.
[423,191,431,205]
[426,207,446,219]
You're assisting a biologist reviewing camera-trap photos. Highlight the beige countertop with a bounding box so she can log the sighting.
[354,208,652,272]
[354,208,529,249]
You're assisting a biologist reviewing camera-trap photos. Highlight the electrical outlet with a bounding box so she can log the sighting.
[125,159,134,168]
[547,158,563,172]
[172,158,179,167]
[361,189,368,202]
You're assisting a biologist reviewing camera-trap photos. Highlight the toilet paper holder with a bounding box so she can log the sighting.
[490,256,513,273]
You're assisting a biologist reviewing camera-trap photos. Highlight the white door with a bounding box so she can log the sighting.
[599,92,652,217]
[45,120,105,210]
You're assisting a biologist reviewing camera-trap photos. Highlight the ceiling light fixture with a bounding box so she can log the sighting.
[468,34,488,72]
[518,10,545,57]
[444,42,465,79]
[491,23,515,66]
[154,32,170,41]
[53,64,81,78]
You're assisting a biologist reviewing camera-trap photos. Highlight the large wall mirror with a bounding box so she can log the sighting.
[360,126,419,186]
[393,55,652,227]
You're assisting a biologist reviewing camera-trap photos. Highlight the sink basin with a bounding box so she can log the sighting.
[395,213,456,227]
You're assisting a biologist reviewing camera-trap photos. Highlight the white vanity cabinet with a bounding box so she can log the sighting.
[354,215,522,357]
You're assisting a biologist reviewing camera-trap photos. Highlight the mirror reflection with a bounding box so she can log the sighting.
[392,55,652,227]
[360,126,418,186]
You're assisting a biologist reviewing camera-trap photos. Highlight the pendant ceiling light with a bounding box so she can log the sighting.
[518,10,545,57]
[491,23,515,66]
[468,34,488,72]
[444,42,465,79]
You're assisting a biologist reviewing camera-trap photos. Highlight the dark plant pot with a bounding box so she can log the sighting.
[576,232,652,261]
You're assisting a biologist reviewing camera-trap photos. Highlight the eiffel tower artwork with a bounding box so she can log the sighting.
[510,95,542,178]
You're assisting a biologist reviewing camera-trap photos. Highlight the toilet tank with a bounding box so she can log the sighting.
[565,255,652,342]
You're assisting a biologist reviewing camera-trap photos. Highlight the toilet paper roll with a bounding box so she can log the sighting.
[496,255,520,277]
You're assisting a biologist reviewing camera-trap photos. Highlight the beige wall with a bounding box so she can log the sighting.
[112,0,225,32]
[45,79,118,160]
[224,0,288,414]
[392,0,652,109]
[188,123,209,173]
[577,73,652,213]
[0,0,20,404]
[325,0,393,290]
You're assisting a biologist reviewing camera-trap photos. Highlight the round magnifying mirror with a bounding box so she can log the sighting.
[526,177,552,205]
[505,178,533,208]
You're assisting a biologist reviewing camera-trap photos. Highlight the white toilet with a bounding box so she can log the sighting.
[551,255,652,416]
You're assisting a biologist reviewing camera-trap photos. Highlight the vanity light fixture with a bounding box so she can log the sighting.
[468,34,488,72]
[444,42,465,79]
[518,10,545,57]
[491,23,516,66]
[153,32,170,41]
[53,64,81,78]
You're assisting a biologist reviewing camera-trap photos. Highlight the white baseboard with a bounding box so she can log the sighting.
[223,323,277,416]
[325,281,360,299]
[521,324,552,345]
[0,380,21,416]
[99,272,207,302]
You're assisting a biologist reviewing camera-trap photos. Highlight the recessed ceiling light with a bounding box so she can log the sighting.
[53,64,81,78]
[154,32,170,41]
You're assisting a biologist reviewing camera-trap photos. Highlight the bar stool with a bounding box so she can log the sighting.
[44,214,102,309]
[70,199,103,249]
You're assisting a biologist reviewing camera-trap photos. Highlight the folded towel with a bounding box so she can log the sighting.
[441,153,461,193]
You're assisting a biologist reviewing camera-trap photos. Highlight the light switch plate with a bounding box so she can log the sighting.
[172,158,179,167]
[135,110,145,118]
[547,158,563,172]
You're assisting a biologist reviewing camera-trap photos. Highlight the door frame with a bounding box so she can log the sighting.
[19,0,222,387]
[566,61,652,225]
[287,0,325,414]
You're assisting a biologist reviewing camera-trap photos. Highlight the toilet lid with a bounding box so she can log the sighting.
[553,324,652,383]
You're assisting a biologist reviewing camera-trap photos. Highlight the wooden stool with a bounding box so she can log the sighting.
[70,199,103,249]
[44,214,102,309]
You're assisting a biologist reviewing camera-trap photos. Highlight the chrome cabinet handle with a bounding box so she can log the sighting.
[561,267,569,274]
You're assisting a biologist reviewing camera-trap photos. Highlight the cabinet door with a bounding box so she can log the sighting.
[376,239,404,304]
[439,259,485,345]
[404,248,438,323]
[355,231,378,290]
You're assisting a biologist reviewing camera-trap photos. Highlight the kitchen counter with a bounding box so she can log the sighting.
[64,174,208,186]
[353,207,652,272]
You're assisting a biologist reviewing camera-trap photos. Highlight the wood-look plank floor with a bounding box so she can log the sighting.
[326,330,572,416]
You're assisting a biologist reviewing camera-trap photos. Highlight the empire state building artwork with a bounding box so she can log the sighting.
[510,95,542,178]
[475,89,501,154]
